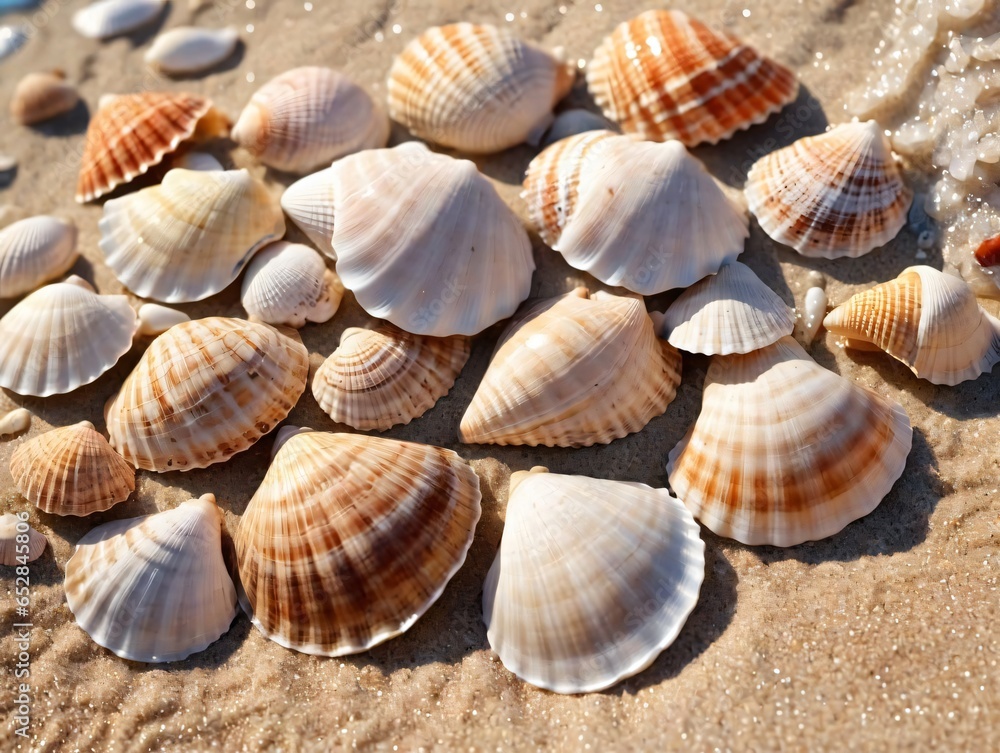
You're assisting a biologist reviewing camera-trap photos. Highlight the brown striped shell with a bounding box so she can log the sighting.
[312,324,470,431]
[10,420,135,516]
[105,317,309,472]
[745,121,913,258]
[235,429,482,656]
[667,336,912,547]
[587,9,798,146]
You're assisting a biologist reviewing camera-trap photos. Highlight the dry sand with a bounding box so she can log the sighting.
[0,0,998,750]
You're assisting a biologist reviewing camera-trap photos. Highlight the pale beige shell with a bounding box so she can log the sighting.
[459,289,682,447]
[64,494,237,662]
[105,317,308,472]
[0,215,78,299]
[312,324,470,431]
[823,265,1000,385]
[235,430,482,656]
[745,121,913,258]
[144,26,239,75]
[10,420,135,516]
[72,0,166,39]
[667,337,913,547]
[0,513,46,565]
[387,22,575,153]
[10,71,80,125]
[0,408,31,437]
[240,241,343,328]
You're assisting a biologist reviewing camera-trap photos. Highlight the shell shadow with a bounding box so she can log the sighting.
[27,98,91,137]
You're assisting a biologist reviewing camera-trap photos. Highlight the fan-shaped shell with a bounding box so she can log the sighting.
[823,265,1000,385]
[240,241,342,328]
[587,9,799,146]
[387,22,575,153]
[144,26,239,75]
[0,276,137,397]
[282,142,534,336]
[667,337,912,547]
[10,421,135,516]
[72,0,166,39]
[745,121,913,257]
[522,132,747,294]
[105,317,308,472]
[232,66,389,174]
[483,468,704,693]
[64,494,237,662]
[0,215,78,298]
[235,430,482,656]
[312,324,470,431]
[99,168,285,303]
[0,513,45,565]
[460,289,682,447]
[10,71,80,125]
[661,261,794,355]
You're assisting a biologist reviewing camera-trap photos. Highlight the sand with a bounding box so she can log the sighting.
[0,0,998,750]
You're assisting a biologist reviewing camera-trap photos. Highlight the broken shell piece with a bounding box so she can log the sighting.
[0,215,79,299]
[10,71,80,125]
[0,408,31,437]
[0,513,45,565]
[137,303,190,337]
[240,241,342,328]
[144,26,239,75]
[72,0,166,39]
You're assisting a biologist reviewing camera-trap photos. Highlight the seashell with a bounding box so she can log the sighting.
[137,303,190,336]
[76,92,227,203]
[10,421,135,516]
[105,317,308,472]
[387,23,575,153]
[282,142,534,336]
[72,0,166,39]
[235,429,482,656]
[0,513,45,565]
[460,288,682,447]
[801,286,827,345]
[232,66,389,174]
[312,324,470,431]
[240,241,342,328]
[0,24,29,63]
[823,265,1000,385]
[0,276,137,397]
[171,151,223,171]
[10,71,80,125]
[0,407,31,436]
[144,26,239,75]
[660,261,794,355]
[483,468,704,693]
[0,215,78,298]
[587,9,798,146]
[99,168,285,303]
[0,154,16,188]
[745,121,913,258]
[542,108,618,147]
[64,494,237,662]
[667,336,912,546]
[522,131,747,294]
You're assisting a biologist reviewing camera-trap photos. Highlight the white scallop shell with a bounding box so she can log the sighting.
[240,241,342,327]
[72,0,167,39]
[144,26,239,75]
[483,468,705,693]
[0,513,45,565]
[0,215,78,298]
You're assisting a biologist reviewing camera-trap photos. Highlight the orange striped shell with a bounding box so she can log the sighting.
[587,9,798,146]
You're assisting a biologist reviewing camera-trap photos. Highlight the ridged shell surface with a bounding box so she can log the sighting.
[312,324,470,431]
[64,494,237,662]
[483,469,705,694]
[72,0,166,39]
[0,513,46,565]
[240,241,342,327]
[460,289,682,447]
[105,317,308,472]
[387,23,574,153]
[745,121,913,257]
[0,215,78,298]
[235,430,482,656]
[587,9,799,146]
[10,71,80,125]
[667,337,912,547]
[144,26,239,75]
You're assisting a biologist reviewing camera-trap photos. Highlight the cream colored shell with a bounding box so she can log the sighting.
[10,71,80,125]
[0,215,78,298]
[0,513,46,565]
[144,26,239,75]
[240,241,343,328]
[72,0,166,39]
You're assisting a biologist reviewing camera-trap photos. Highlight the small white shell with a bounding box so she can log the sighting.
[144,26,239,75]
[171,151,223,171]
[0,215,78,298]
[240,241,342,327]
[137,303,191,336]
[0,24,29,62]
[0,513,45,565]
[0,408,31,436]
[72,0,167,40]
[542,108,618,146]
[801,286,827,345]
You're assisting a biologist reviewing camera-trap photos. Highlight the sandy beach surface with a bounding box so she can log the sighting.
[0,0,998,750]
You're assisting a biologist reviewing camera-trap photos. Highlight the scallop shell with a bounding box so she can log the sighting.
[483,468,705,694]
[232,66,389,174]
[144,26,239,75]
[823,265,1000,385]
[0,215,78,298]
[64,494,237,662]
[235,430,482,656]
[587,9,799,146]
[281,142,534,336]
[312,324,470,431]
[105,317,308,472]
[660,261,794,355]
[522,132,748,294]
[99,168,285,303]
[240,241,343,328]
[460,289,682,447]
[0,513,45,565]
[667,337,913,547]
[10,71,80,125]
[72,0,166,39]
[387,22,575,153]
[745,121,913,258]
[10,421,135,516]
[0,276,137,397]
